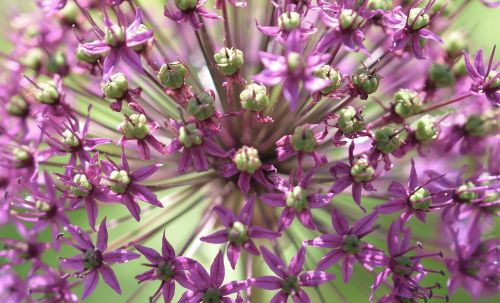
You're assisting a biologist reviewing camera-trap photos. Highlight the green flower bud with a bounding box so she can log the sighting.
[338,106,365,134]
[350,157,375,183]
[409,187,431,210]
[352,69,380,96]
[342,234,361,254]
[76,45,101,64]
[286,186,309,211]
[59,2,79,24]
[20,48,43,70]
[374,126,406,154]
[393,256,413,276]
[214,47,244,76]
[104,24,126,47]
[35,81,60,104]
[234,146,261,174]
[408,8,430,30]
[120,114,150,139]
[314,65,343,94]
[278,12,301,31]
[429,64,455,88]
[291,125,316,153]
[452,57,467,77]
[187,92,215,121]
[429,0,452,16]
[109,170,130,194]
[287,52,303,72]
[47,50,67,74]
[71,174,92,197]
[131,24,151,52]
[444,30,468,58]
[178,123,203,148]
[158,61,189,90]
[175,0,198,12]
[13,146,32,168]
[6,96,28,117]
[240,83,270,112]
[62,129,80,147]
[35,200,52,212]
[156,261,175,281]
[456,182,477,202]
[367,0,392,10]
[227,221,249,245]
[414,115,438,142]
[486,70,500,89]
[339,9,362,30]
[393,89,422,118]
[465,111,499,137]
[101,73,129,99]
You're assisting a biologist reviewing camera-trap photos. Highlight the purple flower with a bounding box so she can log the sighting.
[261,171,332,231]
[481,0,500,8]
[166,119,229,174]
[200,195,280,269]
[164,0,223,31]
[254,31,331,111]
[463,47,499,105]
[0,267,27,303]
[376,159,450,224]
[80,9,153,77]
[329,142,376,211]
[256,5,316,42]
[219,146,276,194]
[306,208,384,282]
[27,268,78,303]
[251,245,335,302]
[100,150,163,221]
[58,218,140,299]
[384,3,443,59]
[178,250,249,303]
[135,232,197,303]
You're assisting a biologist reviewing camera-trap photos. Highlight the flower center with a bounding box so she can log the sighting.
[282,275,299,294]
[392,255,413,276]
[234,146,261,174]
[178,124,203,148]
[62,129,80,148]
[83,249,103,270]
[350,157,375,183]
[408,8,430,30]
[291,126,316,153]
[12,146,33,168]
[109,170,131,194]
[240,83,270,112]
[409,188,431,210]
[342,234,361,254]
[202,288,221,303]
[120,114,150,140]
[455,182,477,203]
[155,261,175,281]
[104,24,126,47]
[227,221,249,245]
[175,0,198,12]
[278,12,301,32]
[187,92,216,121]
[286,186,308,211]
[6,96,28,117]
[214,47,244,76]
[339,9,362,30]
[338,106,365,135]
[287,52,304,73]
[71,174,92,197]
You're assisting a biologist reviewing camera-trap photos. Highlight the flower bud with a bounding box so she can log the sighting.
[131,24,151,52]
[444,30,468,58]
[352,69,380,96]
[59,2,79,24]
[456,182,477,202]
[393,89,422,118]
[101,73,129,99]
[240,83,270,112]
[71,174,92,197]
[428,64,455,88]
[234,146,261,174]
[286,52,304,73]
[414,115,438,142]
[76,45,102,64]
[158,61,189,90]
[408,8,430,30]
[178,123,203,148]
[452,57,467,77]
[175,0,198,12]
[278,12,301,32]
[6,96,28,117]
[13,146,32,168]
[227,221,249,245]
[342,234,361,253]
[104,24,126,47]
[338,106,364,134]
[214,47,244,76]
[486,70,500,89]
[374,126,406,154]
[20,48,43,70]
[409,187,431,210]
[35,81,60,104]
[62,129,80,147]
[393,256,413,276]
[350,157,375,183]
[291,125,316,153]
[187,91,215,120]
[286,186,308,211]
[465,111,499,137]
[120,114,150,139]
[109,170,131,194]
[339,9,362,30]
[314,65,343,94]
[367,0,392,10]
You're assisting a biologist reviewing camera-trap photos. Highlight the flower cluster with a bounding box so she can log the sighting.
[0,0,499,302]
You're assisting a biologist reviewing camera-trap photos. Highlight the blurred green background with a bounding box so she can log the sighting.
[1,0,499,302]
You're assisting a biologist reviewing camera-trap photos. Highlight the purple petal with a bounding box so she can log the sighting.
[135,244,162,263]
[100,264,121,294]
[131,164,162,181]
[103,249,140,263]
[210,250,225,288]
[331,208,349,235]
[317,249,344,271]
[200,229,229,244]
[299,271,335,286]
[289,245,306,275]
[162,280,175,303]
[248,226,280,239]
[82,270,99,299]
[96,218,108,252]
[251,276,283,290]
[260,246,287,279]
